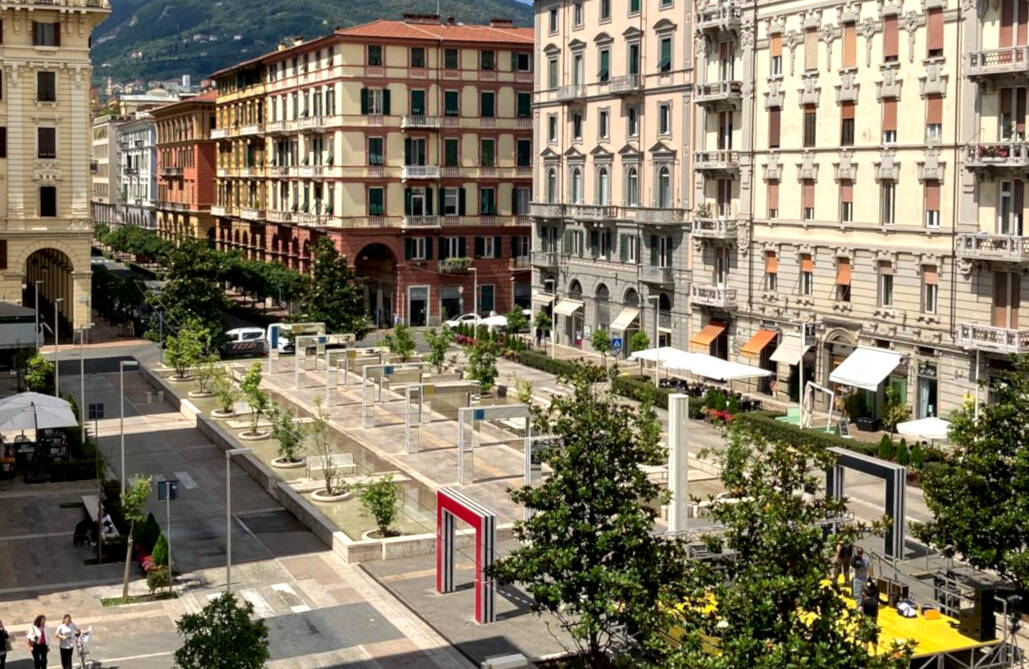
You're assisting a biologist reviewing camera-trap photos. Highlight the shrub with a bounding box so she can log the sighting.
[896,442,911,466]
[516,350,582,378]
[731,411,879,458]
[151,533,168,567]
[877,434,895,461]
[147,565,170,596]
[361,474,400,537]
[137,512,162,552]
[910,442,926,469]
[610,374,674,409]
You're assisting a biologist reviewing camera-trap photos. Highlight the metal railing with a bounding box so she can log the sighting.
[691,217,739,238]
[955,322,1029,353]
[966,46,1029,77]
[965,142,1029,168]
[956,233,1029,262]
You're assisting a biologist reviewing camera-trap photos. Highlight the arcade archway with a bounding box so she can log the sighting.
[355,243,396,328]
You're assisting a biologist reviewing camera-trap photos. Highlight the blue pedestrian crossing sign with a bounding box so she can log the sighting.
[611,337,623,350]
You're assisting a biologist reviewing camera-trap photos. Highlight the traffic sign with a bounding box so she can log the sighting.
[88,403,104,420]
[611,337,623,350]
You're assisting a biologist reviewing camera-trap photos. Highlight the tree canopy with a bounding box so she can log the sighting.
[174,593,269,669]
[297,238,369,337]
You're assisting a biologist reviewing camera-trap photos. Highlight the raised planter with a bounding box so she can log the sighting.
[311,489,352,503]
[238,430,272,441]
[271,457,305,469]
[362,528,401,541]
[187,390,214,398]
[168,375,193,383]
[211,409,235,419]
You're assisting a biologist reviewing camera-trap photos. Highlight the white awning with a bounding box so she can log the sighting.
[896,417,950,441]
[553,299,584,317]
[665,353,772,382]
[630,346,692,365]
[532,291,555,306]
[828,346,902,392]
[610,306,640,331]
[770,335,811,366]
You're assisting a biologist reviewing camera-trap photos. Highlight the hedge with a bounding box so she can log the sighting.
[611,374,674,407]
[516,350,585,378]
[732,411,878,456]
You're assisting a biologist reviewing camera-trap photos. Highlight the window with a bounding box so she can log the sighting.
[573,53,584,85]
[548,58,558,89]
[480,187,497,215]
[367,45,382,66]
[621,234,639,263]
[406,237,429,260]
[571,168,583,203]
[410,89,426,116]
[884,16,899,62]
[361,88,389,115]
[444,138,459,167]
[444,188,460,215]
[39,186,56,217]
[546,168,558,202]
[629,0,640,13]
[626,167,639,205]
[37,127,56,159]
[404,137,427,166]
[33,22,59,47]
[517,139,531,167]
[548,114,558,143]
[764,252,777,291]
[882,99,897,143]
[802,179,815,221]
[514,189,531,216]
[658,166,672,207]
[925,180,941,228]
[444,48,459,70]
[549,8,558,32]
[842,23,857,69]
[998,180,1021,235]
[768,107,781,148]
[770,34,782,76]
[0,128,6,159]
[659,103,671,135]
[803,105,816,147]
[600,0,610,20]
[598,168,610,204]
[368,188,384,215]
[573,112,583,139]
[598,48,610,82]
[800,254,814,296]
[878,262,894,307]
[515,52,532,72]
[804,28,818,71]
[836,258,852,302]
[410,47,426,68]
[573,1,583,26]
[480,139,495,167]
[599,110,609,139]
[840,102,855,146]
[628,42,640,76]
[481,50,495,71]
[442,236,465,259]
[927,9,944,57]
[406,187,428,216]
[881,181,896,224]
[478,285,495,314]
[37,72,56,102]
[445,90,460,116]
[628,107,639,136]
[475,236,497,258]
[922,266,939,313]
[767,180,779,219]
[659,37,672,73]
[517,92,531,118]
[840,180,853,222]
[480,91,495,118]
[926,94,942,142]
[718,111,732,149]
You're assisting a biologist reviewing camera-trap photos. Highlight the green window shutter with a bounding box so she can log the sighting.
[482,93,494,118]
[382,89,391,115]
[619,235,627,262]
[630,0,639,12]
[459,188,467,215]
[458,237,467,258]
[563,229,572,252]
[511,52,518,71]
[589,229,599,257]
[517,140,530,166]
[404,238,413,260]
[404,188,412,215]
[426,237,434,259]
[445,139,458,166]
[360,88,369,115]
[511,235,518,256]
[660,40,671,71]
[426,187,433,215]
[517,92,530,118]
[412,90,425,115]
[511,188,518,214]
[494,236,502,258]
[404,138,412,165]
[439,188,446,214]
[445,91,459,116]
[650,234,658,265]
[440,238,450,259]
[599,51,609,81]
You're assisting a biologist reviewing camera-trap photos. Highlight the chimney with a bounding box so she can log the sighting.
[489,18,513,27]
[447,16,456,25]
[402,13,440,24]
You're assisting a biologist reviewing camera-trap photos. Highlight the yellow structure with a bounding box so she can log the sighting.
[0,0,110,332]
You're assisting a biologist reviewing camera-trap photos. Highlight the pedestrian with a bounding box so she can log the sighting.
[535,326,543,348]
[26,615,50,669]
[55,615,78,669]
[851,545,872,602]
[833,540,853,589]
[0,619,10,669]
[861,579,881,652]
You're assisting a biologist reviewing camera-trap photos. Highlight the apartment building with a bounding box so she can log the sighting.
[152,92,218,242]
[91,114,122,227]
[531,0,694,353]
[117,114,158,229]
[209,16,535,327]
[0,0,110,332]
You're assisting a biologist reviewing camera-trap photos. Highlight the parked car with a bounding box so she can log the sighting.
[444,313,482,329]
[222,328,268,358]
[225,327,265,343]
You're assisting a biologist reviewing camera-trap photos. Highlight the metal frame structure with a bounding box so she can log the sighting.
[802,380,835,431]
[456,404,533,485]
[436,487,497,624]
[360,363,426,427]
[826,447,906,559]
[401,381,479,454]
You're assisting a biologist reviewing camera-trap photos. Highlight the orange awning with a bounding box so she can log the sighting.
[741,329,778,357]
[689,321,726,351]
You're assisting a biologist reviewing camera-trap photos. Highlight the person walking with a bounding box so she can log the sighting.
[54,615,78,669]
[26,615,50,669]
[851,545,872,602]
[861,579,881,652]
[0,619,10,669]
[833,541,853,590]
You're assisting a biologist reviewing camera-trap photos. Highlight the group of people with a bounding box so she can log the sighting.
[0,614,83,669]
[834,542,881,650]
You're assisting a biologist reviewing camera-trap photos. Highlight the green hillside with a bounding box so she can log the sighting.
[91,0,534,84]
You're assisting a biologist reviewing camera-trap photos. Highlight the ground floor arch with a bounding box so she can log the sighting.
[0,233,92,335]
[354,243,397,328]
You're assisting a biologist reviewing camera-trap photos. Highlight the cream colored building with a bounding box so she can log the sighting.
[91,113,122,226]
[0,0,110,333]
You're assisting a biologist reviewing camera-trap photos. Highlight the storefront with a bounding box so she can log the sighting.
[916,360,938,418]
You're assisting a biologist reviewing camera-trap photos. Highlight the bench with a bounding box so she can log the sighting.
[81,494,120,537]
[481,655,527,669]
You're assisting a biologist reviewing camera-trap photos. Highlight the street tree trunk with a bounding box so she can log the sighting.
[122,520,135,600]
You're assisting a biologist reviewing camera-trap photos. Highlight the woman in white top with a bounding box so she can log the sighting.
[25,614,49,669]
[54,615,78,669]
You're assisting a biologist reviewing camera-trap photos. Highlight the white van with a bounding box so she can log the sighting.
[225,327,265,343]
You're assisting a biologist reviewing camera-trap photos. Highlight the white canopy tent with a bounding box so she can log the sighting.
[629,346,692,364]
[480,315,507,330]
[664,353,772,382]
[896,416,951,442]
[828,346,903,392]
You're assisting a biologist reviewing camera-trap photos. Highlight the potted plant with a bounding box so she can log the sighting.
[211,369,237,418]
[310,400,349,502]
[270,407,306,469]
[360,473,400,539]
[238,363,270,439]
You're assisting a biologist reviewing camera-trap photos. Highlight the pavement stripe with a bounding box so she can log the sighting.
[100,650,174,663]
[174,470,198,489]
[0,530,73,542]
[0,577,121,596]
[239,588,277,619]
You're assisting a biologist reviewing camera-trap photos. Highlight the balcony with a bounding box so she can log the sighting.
[268,165,290,177]
[210,205,228,217]
[295,212,321,226]
[401,165,441,180]
[608,74,643,95]
[964,142,1029,170]
[402,115,441,130]
[438,257,472,274]
[267,210,293,224]
[161,166,183,177]
[694,150,741,172]
[509,255,531,270]
[695,0,741,33]
[402,215,441,228]
[532,251,560,268]
[956,233,1029,262]
[299,165,326,178]
[239,124,263,137]
[640,265,675,285]
[694,81,743,109]
[297,116,327,132]
[619,206,687,226]
[123,167,139,176]
[567,204,617,221]
[556,84,587,101]
[955,322,1029,354]
[240,207,264,221]
[691,217,739,239]
[690,284,737,309]
[530,202,566,218]
[210,128,228,139]
[265,120,289,134]
[966,46,1029,80]
[216,168,229,178]
[240,166,264,178]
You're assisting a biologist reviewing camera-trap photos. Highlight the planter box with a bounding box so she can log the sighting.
[855,416,880,432]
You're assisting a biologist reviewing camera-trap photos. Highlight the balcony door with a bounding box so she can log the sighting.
[404,138,427,166]
[714,247,729,287]
[1000,0,1029,49]
[998,180,1024,235]
[719,42,734,81]
[717,178,733,217]
[993,271,1021,328]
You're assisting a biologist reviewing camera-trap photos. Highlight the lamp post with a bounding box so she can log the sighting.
[119,360,139,495]
[53,297,64,396]
[469,266,478,317]
[157,477,179,591]
[78,324,94,444]
[34,279,43,350]
[225,448,252,593]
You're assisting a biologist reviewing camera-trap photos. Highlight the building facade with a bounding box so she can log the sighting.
[117,114,158,229]
[152,92,218,242]
[0,0,110,332]
[531,0,695,353]
[210,16,535,327]
[91,114,122,226]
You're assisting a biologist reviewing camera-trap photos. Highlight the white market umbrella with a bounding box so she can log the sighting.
[896,416,951,442]
[481,315,508,329]
[0,401,78,432]
[629,347,692,364]
[0,392,71,410]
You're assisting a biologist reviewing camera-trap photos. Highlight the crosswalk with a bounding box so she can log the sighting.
[203,582,312,619]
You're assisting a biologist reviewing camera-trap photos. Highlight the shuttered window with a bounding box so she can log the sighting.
[927,9,944,56]
[768,108,781,148]
[836,258,852,286]
[765,251,778,274]
[923,265,938,285]
[842,23,857,68]
[802,180,815,208]
[927,95,943,124]
[804,29,818,71]
[800,254,814,273]
[884,16,899,61]
[37,127,55,159]
[770,34,782,58]
[840,179,854,221]
[767,180,779,218]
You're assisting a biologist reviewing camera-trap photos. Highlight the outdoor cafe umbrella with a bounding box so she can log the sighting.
[0,401,78,432]
[0,391,72,410]
[896,416,951,442]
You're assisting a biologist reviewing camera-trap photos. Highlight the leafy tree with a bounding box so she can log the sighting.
[174,593,269,669]
[424,327,455,374]
[881,386,910,434]
[658,424,911,669]
[590,328,612,370]
[915,356,1029,589]
[489,365,687,665]
[271,407,305,464]
[630,330,650,375]
[310,399,344,496]
[533,310,552,346]
[382,322,416,362]
[121,475,152,600]
[194,356,220,394]
[146,565,170,597]
[24,353,54,393]
[465,337,499,392]
[361,473,400,537]
[297,237,369,337]
[151,533,168,567]
[877,434,895,461]
[239,363,269,436]
[164,317,213,380]
[147,238,228,339]
[212,368,237,415]
[505,306,529,334]
[909,442,926,469]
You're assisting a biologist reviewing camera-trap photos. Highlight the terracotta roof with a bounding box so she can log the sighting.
[149,90,216,116]
[336,19,533,44]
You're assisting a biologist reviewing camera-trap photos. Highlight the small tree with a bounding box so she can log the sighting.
[239,363,268,436]
[298,237,369,337]
[515,377,534,405]
[146,565,170,597]
[505,307,529,335]
[382,322,416,361]
[121,475,152,600]
[194,356,220,395]
[151,533,168,567]
[590,328,612,370]
[164,318,211,380]
[271,407,305,464]
[877,433,895,460]
[533,311,552,348]
[174,593,269,669]
[310,399,344,496]
[910,442,926,469]
[361,473,400,537]
[896,440,911,466]
[24,353,54,393]
[881,385,910,434]
[630,330,650,375]
[424,326,455,373]
[212,368,237,415]
[466,337,499,392]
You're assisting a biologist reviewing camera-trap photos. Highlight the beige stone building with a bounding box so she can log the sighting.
[0,0,109,333]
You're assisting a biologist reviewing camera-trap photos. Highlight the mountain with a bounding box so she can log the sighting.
[91,0,535,85]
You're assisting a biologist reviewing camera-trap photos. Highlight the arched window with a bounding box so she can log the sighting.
[598,168,610,205]
[572,168,583,204]
[658,166,671,208]
[627,167,639,206]
[546,168,557,203]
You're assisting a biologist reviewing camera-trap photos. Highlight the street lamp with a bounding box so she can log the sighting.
[53,297,64,396]
[78,324,94,444]
[225,447,252,593]
[119,360,139,495]
[34,279,44,350]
